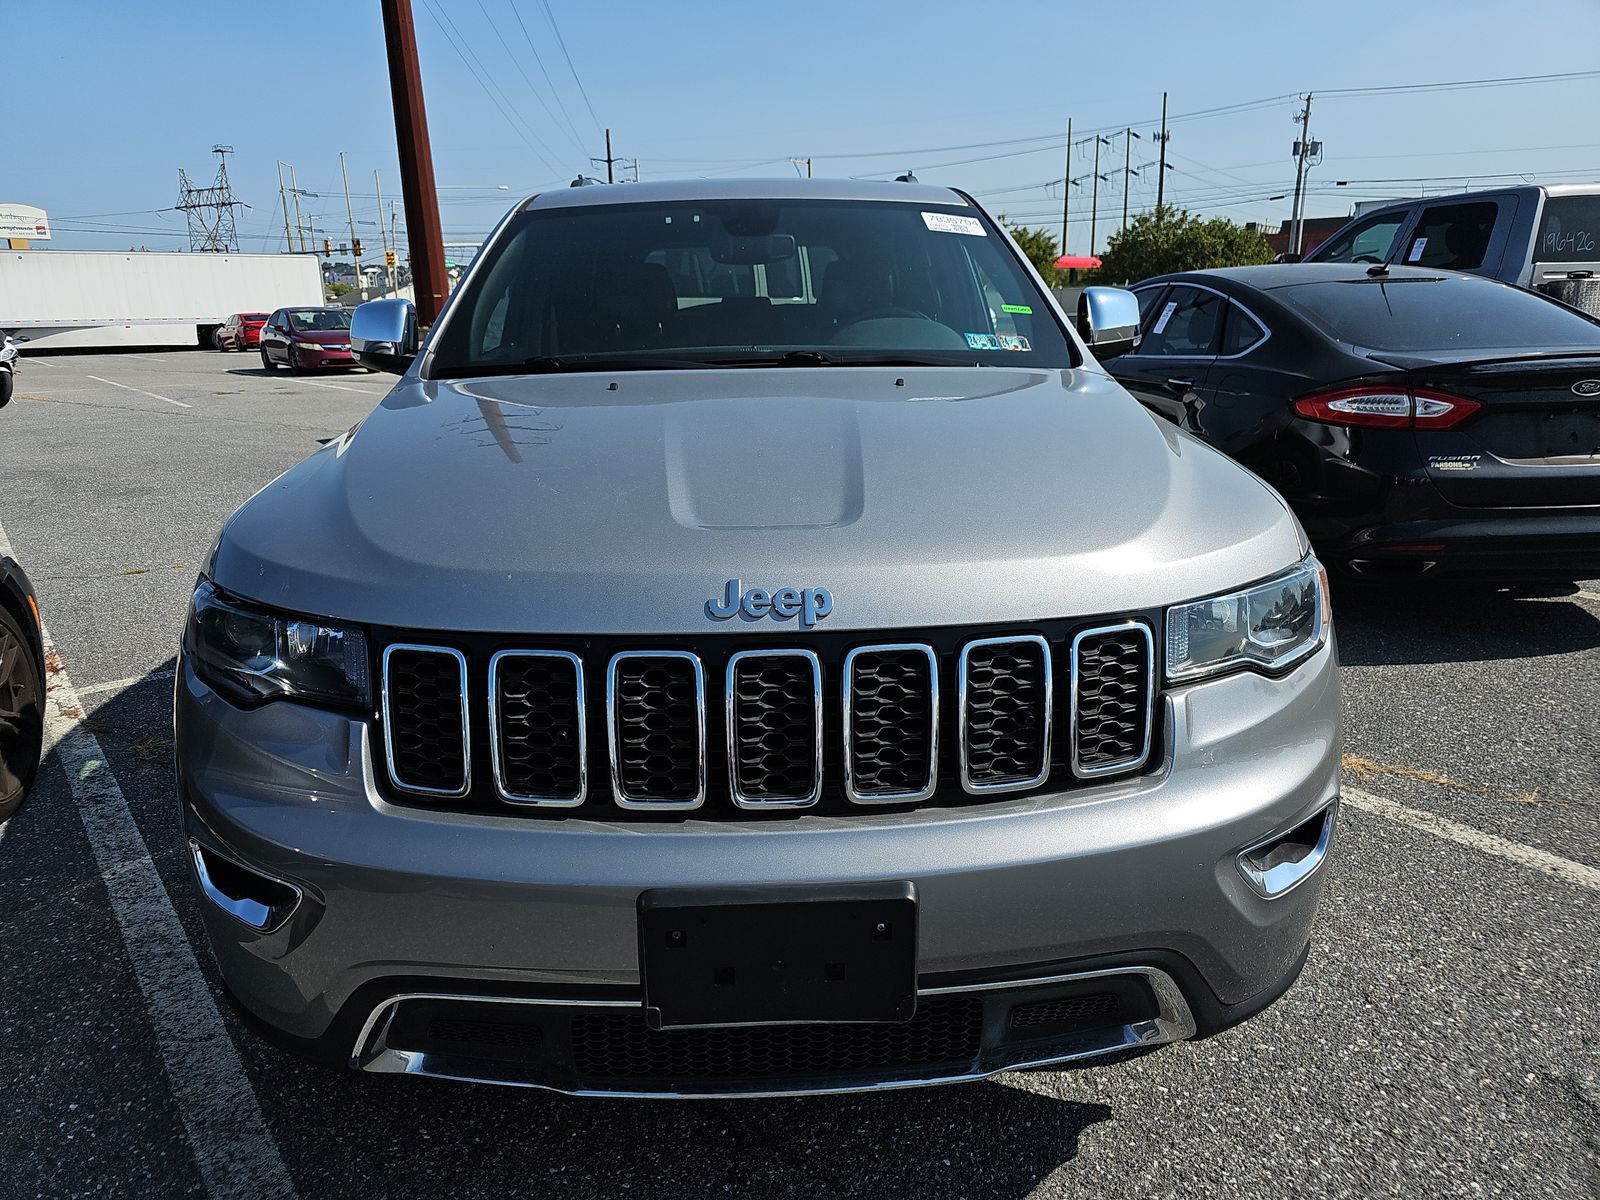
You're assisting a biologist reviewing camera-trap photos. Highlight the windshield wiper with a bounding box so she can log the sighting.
[704,350,977,368]
[432,354,710,378]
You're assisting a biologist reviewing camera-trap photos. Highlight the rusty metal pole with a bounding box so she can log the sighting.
[380,0,449,326]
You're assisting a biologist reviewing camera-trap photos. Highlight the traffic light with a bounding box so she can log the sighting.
[384,249,397,269]
[352,238,363,257]
[322,238,332,257]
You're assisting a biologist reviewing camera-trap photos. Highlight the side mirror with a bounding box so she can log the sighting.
[1077,287,1141,359]
[351,298,419,375]
[1274,252,1303,264]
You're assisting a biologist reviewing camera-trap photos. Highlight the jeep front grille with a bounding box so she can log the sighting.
[381,645,470,797]
[727,650,822,808]
[377,617,1158,817]
[607,652,706,809]
[1070,624,1155,777]
[843,644,939,804]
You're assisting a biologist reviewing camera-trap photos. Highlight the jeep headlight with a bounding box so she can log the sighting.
[1165,556,1328,682]
[185,579,370,707]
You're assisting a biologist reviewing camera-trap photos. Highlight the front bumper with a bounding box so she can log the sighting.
[290,344,356,370]
[178,638,1340,1095]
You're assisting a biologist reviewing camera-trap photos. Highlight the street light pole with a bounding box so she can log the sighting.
[379,0,449,325]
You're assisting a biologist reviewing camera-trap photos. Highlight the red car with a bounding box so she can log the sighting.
[214,312,269,351]
[258,307,361,372]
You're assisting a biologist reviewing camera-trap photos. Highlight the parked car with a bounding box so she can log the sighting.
[214,312,269,352]
[178,179,1337,1097]
[1303,184,1600,316]
[0,329,21,408]
[258,306,358,372]
[1103,263,1600,582]
[0,546,45,822]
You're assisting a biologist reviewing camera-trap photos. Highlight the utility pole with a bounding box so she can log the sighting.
[1060,118,1072,254]
[1089,135,1110,257]
[276,161,294,252]
[591,128,618,184]
[287,163,306,252]
[340,151,360,292]
[1155,92,1170,215]
[1121,128,1142,233]
[1288,93,1319,257]
[788,157,813,178]
[374,170,396,293]
[380,0,449,324]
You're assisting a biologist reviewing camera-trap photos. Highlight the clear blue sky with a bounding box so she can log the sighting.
[10,0,1600,258]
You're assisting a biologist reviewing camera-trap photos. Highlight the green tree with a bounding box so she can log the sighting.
[1092,206,1273,284]
[997,216,1061,286]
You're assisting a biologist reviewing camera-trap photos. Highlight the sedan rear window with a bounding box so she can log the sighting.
[1274,276,1600,353]
[428,198,1075,375]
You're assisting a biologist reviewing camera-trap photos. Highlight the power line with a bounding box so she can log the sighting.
[418,0,566,176]
[534,0,603,136]
[493,0,586,149]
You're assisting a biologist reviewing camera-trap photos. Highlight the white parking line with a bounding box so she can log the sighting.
[75,669,177,697]
[85,375,192,409]
[295,378,386,395]
[1344,785,1600,894]
[1574,590,1600,604]
[0,521,295,1199]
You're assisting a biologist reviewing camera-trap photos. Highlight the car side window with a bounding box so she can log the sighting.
[1136,286,1223,357]
[1135,286,1168,333]
[1219,303,1267,356]
[1310,212,1407,264]
[1398,202,1498,271]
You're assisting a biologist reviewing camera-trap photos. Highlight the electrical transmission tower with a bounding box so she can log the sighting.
[176,145,245,252]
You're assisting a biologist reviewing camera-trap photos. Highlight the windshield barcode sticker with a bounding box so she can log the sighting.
[922,212,986,236]
[1152,301,1178,334]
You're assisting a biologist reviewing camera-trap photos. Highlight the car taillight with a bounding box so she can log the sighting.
[1292,385,1482,430]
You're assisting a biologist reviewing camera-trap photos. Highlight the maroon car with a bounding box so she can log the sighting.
[215,312,269,351]
[258,306,361,372]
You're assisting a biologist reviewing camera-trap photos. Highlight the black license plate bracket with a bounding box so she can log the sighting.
[638,883,917,1031]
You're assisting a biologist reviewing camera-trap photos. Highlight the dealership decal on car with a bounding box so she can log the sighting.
[1429,454,1482,472]
[706,579,833,626]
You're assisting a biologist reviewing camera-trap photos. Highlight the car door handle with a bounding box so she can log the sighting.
[1165,376,1195,390]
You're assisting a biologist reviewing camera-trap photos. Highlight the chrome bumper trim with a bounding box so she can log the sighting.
[349,964,1196,1098]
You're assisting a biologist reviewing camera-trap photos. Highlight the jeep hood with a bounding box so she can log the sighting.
[212,367,1304,633]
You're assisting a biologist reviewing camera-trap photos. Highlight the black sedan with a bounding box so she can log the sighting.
[1102,263,1600,582]
[0,553,44,820]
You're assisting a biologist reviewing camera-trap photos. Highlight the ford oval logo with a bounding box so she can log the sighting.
[706,579,833,628]
[1573,379,1600,396]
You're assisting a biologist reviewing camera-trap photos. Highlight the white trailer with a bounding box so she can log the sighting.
[0,250,324,349]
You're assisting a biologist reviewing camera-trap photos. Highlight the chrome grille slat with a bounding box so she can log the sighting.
[958,635,1052,794]
[842,643,939,805]
[1069,623,1155,778]
[726,649,823,809]
[606,651,707,811]
[488,650,586,807]
[382,644,471,797]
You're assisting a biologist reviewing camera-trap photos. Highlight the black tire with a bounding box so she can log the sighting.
[0,366,12,409]
[260,348,277,371]
[0,604,44,822]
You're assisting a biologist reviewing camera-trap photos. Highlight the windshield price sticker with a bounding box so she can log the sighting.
[1153,301,1178,334]
[1000,303,1033,314]
[923,212,986,236]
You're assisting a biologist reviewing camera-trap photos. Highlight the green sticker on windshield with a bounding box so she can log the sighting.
[1000,303,1033,314]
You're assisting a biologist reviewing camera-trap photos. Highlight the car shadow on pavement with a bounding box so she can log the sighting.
[281,1066,1112,1198]
[1333,584,1600,666]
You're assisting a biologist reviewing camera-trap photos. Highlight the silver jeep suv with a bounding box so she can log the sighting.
[177,179,1339,1097]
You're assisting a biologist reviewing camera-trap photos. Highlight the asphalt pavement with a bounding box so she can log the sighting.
[0,349,1596,1199]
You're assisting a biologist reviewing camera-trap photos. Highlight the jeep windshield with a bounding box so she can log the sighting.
[428,198,1076,377]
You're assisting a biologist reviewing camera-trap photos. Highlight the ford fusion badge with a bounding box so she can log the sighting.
[707,579,833,627]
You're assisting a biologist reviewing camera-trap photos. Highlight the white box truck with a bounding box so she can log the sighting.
[0,250,324,349]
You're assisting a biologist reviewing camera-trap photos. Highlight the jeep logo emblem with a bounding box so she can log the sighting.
[706,579,833,627]
[1573,379,1600,396]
